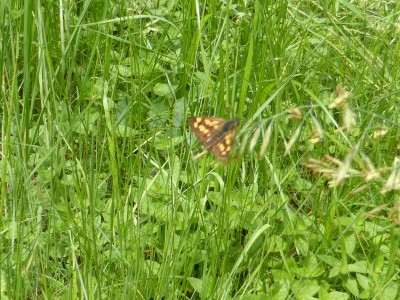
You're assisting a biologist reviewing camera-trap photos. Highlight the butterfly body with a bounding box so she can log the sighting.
[188,117,240,160]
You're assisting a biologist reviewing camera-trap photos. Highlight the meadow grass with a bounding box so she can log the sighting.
[1,0,399,299]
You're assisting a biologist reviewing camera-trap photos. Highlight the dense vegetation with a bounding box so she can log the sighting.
[1,1,399,299]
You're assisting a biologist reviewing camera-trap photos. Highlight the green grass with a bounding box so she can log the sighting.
[1,0,399,299]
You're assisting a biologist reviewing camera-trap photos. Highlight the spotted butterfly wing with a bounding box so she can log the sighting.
[188,117,240,160]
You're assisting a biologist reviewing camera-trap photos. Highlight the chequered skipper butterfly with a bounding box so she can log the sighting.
[188,117,240,160]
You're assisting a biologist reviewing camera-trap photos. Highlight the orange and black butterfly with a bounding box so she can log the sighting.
[188,117,240,160]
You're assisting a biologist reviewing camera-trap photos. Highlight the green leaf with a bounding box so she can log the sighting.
[356,273,371,291]
[381,281,399,300]
[347,260,368,273]
[153,83,178,97]
[269,280,291,300]
[297,255,325,278]
[292,279,320,298]
[344,278,359,297]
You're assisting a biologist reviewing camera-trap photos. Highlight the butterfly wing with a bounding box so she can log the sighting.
[188,117,227,143]
[208,120,239,159]
[188,117,240,160]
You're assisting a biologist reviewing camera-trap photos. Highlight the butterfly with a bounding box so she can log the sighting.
[188,116,240,160]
